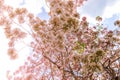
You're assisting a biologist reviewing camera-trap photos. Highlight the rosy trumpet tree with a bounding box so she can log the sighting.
[0,0,120,80]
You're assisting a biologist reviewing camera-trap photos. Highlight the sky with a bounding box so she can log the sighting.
[0,0,120,80]
[78,0,120,30]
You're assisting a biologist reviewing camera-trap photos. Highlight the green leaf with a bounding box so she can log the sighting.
[73,41,86,54]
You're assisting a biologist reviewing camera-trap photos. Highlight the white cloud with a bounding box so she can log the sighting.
[78,0,120,23]
[4,0,46,15]
[1,0,37,79]
[103,0,120,19]
[22,0,43,14]
[78,0,107,17]
[0,27,31,80]
[4,0,23,7]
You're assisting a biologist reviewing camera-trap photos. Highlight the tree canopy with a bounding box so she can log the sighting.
[0,0,120,80]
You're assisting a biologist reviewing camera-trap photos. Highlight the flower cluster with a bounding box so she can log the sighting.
[0,0,120,80]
